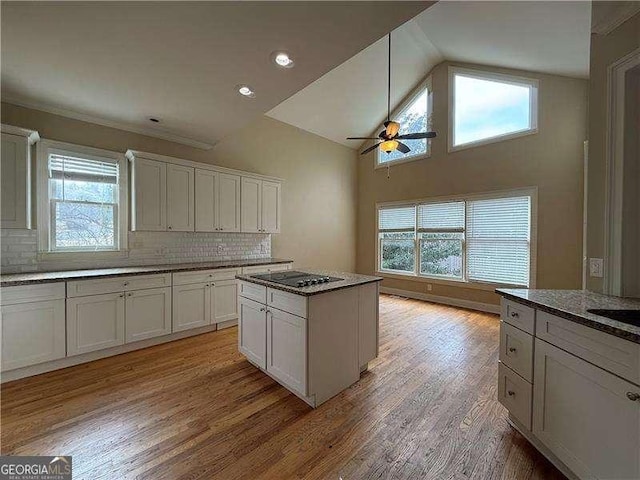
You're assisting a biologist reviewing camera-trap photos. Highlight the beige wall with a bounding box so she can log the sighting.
[356,61,588,305]
[586,11,640,293]
[1,103,358,271]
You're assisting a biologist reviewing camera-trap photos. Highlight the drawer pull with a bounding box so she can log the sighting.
[627,392,640,402]
[508,347,517,353]
[510,312,519,318]
[260,307,266,312]
[507,390,516,397]
[123,282,129,286]
[119,294,125,298]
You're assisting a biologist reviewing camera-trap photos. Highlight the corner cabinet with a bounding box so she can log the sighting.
[497,297,640,480]
[0,124,39,229]
[128,150,281,234]
[241,177,281,233]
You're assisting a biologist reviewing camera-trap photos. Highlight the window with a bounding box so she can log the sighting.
[37,140,127,255]
[450,67,538,151]
[377,190,534,287]
[377,83,432,167]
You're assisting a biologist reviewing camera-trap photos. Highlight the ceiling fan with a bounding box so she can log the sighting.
[347,32,436,156]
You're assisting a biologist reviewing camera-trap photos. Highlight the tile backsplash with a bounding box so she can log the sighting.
[0,229,271,273]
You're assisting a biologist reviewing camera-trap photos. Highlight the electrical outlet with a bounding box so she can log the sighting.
[426,283,432,292]
[217,245,224,254]
[261,244,267,254]
[589,258,604,278]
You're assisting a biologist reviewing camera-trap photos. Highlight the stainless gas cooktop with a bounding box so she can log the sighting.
[250,270,343,288]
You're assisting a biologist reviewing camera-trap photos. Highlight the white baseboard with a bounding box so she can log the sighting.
[380,286,500,314]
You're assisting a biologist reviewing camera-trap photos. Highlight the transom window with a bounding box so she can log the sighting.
[377,191,534,287]
[377,84,432,166]
[450,67,538,151]
[37,140,127,255]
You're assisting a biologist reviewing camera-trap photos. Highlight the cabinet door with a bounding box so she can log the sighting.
[261,180,281,233]
[238,296,266,368]
[1,133,30,229]
[133,158,166,231]
[166,164,195,232]
[533,339,640,479]
[267,308,307,394]
[241,177,262,233]
[212,279,238,323]
[218,173,241,232]
[125,287,172,343]
[195,169,217,232]
[1,300,65,370]
[172,282,211,332]
[67,293,125,355]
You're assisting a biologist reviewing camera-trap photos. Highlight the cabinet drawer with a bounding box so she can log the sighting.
[267,288,307,318]
[501,298,535,334]
[239,281,267,304]
[498,362,532,430]
[0,282,65,305]
[500,321,534,382]
[241,263,291,275]
[536,310,640,385]
[67,273,171,297]
[173,268,240,286]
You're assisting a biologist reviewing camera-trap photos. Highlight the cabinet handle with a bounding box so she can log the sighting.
[260,307,266,312]
[123,282,129,286]
[127,293,133,297]
[508,347,517,353]
[211,282,215,286]
[627,392,640,402]
[510,312,519,318]
[507,390,515,397]
[119,294,125,298]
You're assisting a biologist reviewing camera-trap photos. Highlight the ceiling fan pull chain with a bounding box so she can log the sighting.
[387,163,390,179]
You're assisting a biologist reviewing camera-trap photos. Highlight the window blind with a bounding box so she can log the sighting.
[418,201,464,231]
[49,153,118,184]
[378,206,416,232]
[466,196,530,285]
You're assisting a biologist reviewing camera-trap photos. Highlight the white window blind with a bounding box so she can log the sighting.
[379,206,416,232]
[466,196,530,285]
[49,153,118,183]
[418,201,464,231]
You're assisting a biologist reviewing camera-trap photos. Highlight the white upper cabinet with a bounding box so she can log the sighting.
[131,157,167,231]
[195,169,240,232]
[1,125,39,229]
[166,164,195,232]
[241,177,281,233]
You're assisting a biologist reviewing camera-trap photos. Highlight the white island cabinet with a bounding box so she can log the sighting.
[497,293,640,480]
[238,273,380,407]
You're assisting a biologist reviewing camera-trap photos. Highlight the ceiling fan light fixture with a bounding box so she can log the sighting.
[384,121,400,138]
[381,139,399,153]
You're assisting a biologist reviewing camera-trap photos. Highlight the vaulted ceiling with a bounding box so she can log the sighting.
[268,1,592,148]
[0,1,432,149]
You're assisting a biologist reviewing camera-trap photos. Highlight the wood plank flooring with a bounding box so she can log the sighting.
[1,294,566,480]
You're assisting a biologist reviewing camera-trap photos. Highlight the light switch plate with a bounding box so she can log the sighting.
[589,258,604,278]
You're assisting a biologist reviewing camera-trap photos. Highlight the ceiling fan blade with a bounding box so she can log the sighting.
[395,131,437,140]
[360,143,382,155]
[347,137,381,140]
[396,141,410,154]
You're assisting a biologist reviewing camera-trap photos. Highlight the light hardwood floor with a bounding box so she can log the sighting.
[1,294,566,480]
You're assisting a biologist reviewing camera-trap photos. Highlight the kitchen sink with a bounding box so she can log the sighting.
[586,309,640,327]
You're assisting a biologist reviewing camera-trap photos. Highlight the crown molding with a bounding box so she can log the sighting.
[591,3,640,36]
[1,123,40,144]
[2,96,214,150]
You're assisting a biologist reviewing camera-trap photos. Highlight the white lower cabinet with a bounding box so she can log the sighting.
[67,293,126,356]
[172,282,211,332]
[533,338,640,480]
[267,307,307,394]
[238,296,267,368]
[125,287,172,342]
[213,279,238,323]
[1,300,66,370]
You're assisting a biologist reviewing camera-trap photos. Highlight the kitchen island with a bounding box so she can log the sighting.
[236,270,382,407]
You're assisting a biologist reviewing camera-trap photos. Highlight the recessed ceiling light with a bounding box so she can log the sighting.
[237,84,256,98]
[272,51,294,68]
[149,117,160,123]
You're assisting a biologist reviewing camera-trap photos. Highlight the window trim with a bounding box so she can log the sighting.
[36,139,128,260]
[375,187,538,290]
[374,77,433,169]
[448,66,539,153]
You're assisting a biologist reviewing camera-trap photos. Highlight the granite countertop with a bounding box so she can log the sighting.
[0,258,294,287]
[496,288,640,344]
[236,269,382,297]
